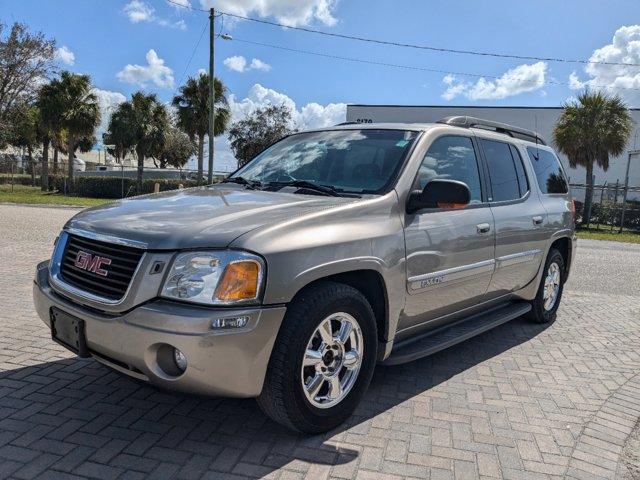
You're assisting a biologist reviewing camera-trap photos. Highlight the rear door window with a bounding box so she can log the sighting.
[481,139,522,202]
[526,147,569,194]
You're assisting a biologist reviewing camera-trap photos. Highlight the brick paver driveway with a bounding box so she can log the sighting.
[1,204,639,480]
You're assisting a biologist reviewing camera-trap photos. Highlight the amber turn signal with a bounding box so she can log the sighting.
[214,260,260,301]
[437,202,467,209]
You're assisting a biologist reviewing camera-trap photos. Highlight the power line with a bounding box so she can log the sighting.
[173,16,209,94]
[231,37,640,92]
[163,0,640,68]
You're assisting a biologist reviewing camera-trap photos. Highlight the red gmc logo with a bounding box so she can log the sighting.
[74,251,111,277]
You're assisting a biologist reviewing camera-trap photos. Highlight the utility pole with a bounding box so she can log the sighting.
[207,7,215,185]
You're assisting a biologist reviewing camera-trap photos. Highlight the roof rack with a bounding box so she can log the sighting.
[437,115,546,146]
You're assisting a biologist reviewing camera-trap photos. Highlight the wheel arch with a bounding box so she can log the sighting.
[549,236,573,279]
[289,269,390,345]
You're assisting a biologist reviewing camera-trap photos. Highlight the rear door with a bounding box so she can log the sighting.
[401,134,495,336]
[479,139,547,296]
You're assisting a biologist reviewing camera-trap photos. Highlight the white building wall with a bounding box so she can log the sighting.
[346,105,640,196]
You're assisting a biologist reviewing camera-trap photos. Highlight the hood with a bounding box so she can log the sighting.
[65,185,355,250]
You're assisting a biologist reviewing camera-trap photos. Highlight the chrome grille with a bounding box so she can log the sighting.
[59,234,144,301]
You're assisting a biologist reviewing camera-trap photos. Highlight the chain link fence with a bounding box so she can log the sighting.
[571,182,640,232]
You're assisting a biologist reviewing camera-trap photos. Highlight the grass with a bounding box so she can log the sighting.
[0,184,110,207]
[576,226,640,244]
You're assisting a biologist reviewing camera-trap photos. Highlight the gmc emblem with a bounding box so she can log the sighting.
[74,251,111,277]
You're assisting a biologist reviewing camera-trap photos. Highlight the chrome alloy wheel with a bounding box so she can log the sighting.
[543,262,561,311]
[301,312,364,409]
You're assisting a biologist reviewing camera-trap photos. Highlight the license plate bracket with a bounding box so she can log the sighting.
[50,307,90,358]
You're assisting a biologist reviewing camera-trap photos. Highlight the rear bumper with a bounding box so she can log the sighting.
[33,261,286,397]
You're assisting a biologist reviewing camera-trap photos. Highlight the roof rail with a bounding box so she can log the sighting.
[437,115,546,145]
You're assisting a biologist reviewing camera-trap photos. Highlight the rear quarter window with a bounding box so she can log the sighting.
[526,147,569,194]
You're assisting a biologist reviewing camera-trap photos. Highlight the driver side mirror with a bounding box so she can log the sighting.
[406,179,471,214]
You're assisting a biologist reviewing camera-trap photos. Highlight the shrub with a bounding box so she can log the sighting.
[51,176,201,199]
[0,174,39,186]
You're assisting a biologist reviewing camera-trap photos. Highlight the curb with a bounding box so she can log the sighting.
[0,201,85,210]
[566,373,640,479]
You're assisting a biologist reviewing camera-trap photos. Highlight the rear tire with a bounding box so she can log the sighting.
[257,281,377,434]
[527,248,565,324]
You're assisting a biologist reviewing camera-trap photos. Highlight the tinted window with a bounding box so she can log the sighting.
[526,147,569,194]
[481,139,521,202]
[510,145,529,197]
[416,136,482,203]
[232,129,419,194]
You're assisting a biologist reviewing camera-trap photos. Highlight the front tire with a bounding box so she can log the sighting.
[527,248,565,324]
[257,281,377,434]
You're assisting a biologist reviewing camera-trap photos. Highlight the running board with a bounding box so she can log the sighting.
[382,302,532,366]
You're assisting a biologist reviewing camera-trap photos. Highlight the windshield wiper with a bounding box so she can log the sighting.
[221,176,262,190]
[270,180,351,197]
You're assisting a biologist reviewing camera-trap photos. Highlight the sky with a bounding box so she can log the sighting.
[4,0,640,171]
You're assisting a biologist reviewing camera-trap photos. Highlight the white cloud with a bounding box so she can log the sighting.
[197,83,346,171]
[199,0,338,27]
[442,62,547,101]
[123,0,186,29]
[124,0,155,22]
[92,88,127,146]
[228,83,346,131]
[223,55,247,72]
[568,25,640,105]
[249,58,271,71]
[223,55,271,73]
[54,46,75,66]
[116,49,175,89]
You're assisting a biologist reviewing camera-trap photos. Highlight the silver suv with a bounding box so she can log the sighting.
[33,116,576,433]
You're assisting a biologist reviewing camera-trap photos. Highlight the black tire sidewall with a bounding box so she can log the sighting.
[285,288,377,431]
[533,249,565,323]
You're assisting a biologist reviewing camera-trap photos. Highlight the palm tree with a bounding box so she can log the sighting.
[554,91,633,226]
[53,71,100,184]
[104,109,134,163]
[172,73,230,184]
[36,81,63,191]
[109,92,168,191]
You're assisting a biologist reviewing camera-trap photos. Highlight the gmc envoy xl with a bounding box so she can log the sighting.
[33,116,575,433]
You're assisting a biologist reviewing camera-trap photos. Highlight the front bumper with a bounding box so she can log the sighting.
[33,261,286,397]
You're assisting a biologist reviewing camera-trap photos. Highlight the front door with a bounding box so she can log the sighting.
[400,135,495,337]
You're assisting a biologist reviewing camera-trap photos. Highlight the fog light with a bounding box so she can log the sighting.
[173,348,187,372]
[211,316,249,329]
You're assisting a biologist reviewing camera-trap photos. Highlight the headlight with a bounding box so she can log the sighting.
[160,251,264,305]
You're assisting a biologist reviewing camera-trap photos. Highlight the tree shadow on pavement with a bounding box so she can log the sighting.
[0,316,550,478]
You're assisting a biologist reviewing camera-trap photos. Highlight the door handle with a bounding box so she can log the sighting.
[476,223,491,234]
[532,216,544,226]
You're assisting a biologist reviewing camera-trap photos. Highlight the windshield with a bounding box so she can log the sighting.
[230,129,419,194]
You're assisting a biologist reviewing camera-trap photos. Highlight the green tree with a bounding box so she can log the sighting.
[172,73,230,183]
[0,23,56,128]
[5,102,39,184]
[51,71,101,184]
[109,92,168,191]
[156,126,196,169]
[554,91,633,226]
[228,104,295,168]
